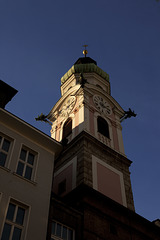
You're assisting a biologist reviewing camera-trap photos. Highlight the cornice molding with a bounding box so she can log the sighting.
[57,131,131,166]
[61,63,109,85]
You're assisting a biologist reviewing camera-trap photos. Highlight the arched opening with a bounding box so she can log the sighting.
[97,116,109,138]
[62,118,72,139]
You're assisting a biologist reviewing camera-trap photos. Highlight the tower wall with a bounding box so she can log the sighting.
[48,58,134,211]
[53,132,135,211]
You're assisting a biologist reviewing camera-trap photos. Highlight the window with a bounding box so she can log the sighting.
[58,179,66,195]
[51,221,74,240]
[62,118,72,139]
[1,201,27,240]
[0,134,11,167]
[97,116,109,138]
[16,147,36,181]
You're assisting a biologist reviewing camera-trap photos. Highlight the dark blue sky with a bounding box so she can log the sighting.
[0,0,160,221]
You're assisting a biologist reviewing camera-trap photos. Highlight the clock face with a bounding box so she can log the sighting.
[93,95,112,116]
[59,96,76,117]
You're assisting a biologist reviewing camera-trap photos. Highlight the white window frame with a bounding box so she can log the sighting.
[1,199,29,240]
[51,220,75,240]
[16,145,37,182]
[0,133,13,169]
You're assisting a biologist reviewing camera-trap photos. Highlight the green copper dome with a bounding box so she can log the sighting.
[61,57,109,85]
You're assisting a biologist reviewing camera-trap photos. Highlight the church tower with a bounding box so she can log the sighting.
[48,53,134,211]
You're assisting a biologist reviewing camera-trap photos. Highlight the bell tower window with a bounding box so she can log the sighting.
[97,116,109,138]
[62,118,72,139]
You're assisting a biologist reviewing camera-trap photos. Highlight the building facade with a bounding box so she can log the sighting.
[0,87,62,240]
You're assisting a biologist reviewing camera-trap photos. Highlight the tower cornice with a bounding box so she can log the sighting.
[61,63,109,85]
[55,130,131,167]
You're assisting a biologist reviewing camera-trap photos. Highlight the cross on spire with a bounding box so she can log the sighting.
[83,44,88,57]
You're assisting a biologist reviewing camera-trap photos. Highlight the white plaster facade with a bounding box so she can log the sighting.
[0,108,62,240]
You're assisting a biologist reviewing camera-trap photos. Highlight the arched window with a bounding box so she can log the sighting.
[97,116,109,138]
[62,118,72,139]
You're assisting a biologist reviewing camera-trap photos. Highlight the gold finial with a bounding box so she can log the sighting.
[83,44,88,57]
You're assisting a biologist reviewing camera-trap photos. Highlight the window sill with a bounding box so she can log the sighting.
[0,165,11,172]
[13,172,37,186]
[97,132,111,147]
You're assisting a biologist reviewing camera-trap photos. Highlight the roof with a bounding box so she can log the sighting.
[0,80,18,108]
[63,184,160,235]
[74,57,97,65]
[61,57,109,85]
[0,108,62,154]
